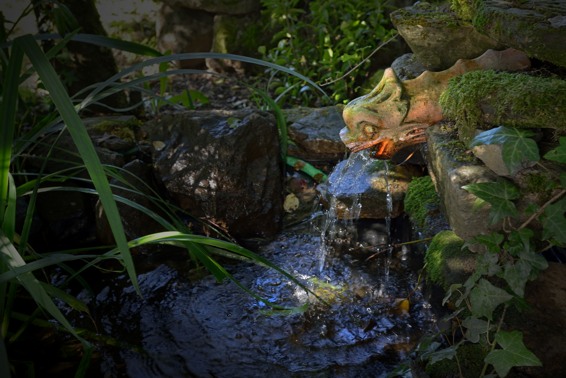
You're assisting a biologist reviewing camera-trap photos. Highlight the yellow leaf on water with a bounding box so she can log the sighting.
[393,298,410,315]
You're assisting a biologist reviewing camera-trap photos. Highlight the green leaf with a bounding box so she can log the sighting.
[469,232,504,253]
[469,279,513,320]
[471,126,539,174]
[18,35,138,292]
[470,126,534,146]
[541,196,566,245]
[544,137,566,163]
[501,261,531,297]
[463,179,519,224]
[505,229,533,256]
[485,331,542,377]
[462,316,491,343]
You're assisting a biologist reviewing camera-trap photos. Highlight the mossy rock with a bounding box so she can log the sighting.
[404,175,441,229]
[440,70,566,144]
[425,230,475,290]
[457,0,566,68]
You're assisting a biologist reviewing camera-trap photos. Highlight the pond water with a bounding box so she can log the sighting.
[91,152,437,377]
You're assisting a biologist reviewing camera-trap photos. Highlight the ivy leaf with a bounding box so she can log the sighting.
[501,261,531,297]
[469,279,513,320]
[485,331,542,377]
[541,196,566,245]
[470,126,535,146]
[470,126,539,174]
[543,137,566,163]
[462,316,491,343]
[469,232,504,253]
[505,229,533,257]
[517,248,548,273]
[463,179,519,224]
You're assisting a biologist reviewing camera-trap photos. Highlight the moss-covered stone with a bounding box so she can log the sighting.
[440,70,566,144]
[404,176,440,229]
[463,0,566,68]
[425,230,475,290]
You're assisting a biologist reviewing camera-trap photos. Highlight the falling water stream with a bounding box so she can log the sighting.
[90,151,436,377]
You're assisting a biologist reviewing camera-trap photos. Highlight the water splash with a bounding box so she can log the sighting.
[317,151,374,272]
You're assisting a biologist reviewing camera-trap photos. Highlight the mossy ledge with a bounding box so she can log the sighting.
[404,175,440,230]
[439,70,566,143]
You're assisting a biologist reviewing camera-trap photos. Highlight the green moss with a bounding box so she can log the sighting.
[91,118,141,142]
[425,230,475,290]
[404,176,440,229]
[440,70,566,144]
[392,2,462,28]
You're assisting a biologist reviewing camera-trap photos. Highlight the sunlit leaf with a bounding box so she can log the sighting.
[541,196,566,245]
[485,331,542,377]
[470,126,539,174]
[470,126,535,147]
[469,279,512,320]
[463,179,519,224]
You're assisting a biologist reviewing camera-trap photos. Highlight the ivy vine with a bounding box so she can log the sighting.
[415,126,566,377]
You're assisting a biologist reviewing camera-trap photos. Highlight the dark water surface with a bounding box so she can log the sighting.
[93,219,436,377]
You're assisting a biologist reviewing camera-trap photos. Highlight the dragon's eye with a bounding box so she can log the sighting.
[363,124,378,136]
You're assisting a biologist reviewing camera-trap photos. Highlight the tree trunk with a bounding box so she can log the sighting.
[32,0,127,112]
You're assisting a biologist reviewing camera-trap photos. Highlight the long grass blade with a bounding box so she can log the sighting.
[16,35,139,293]
[0,234,79,337]
[0,40,23,229]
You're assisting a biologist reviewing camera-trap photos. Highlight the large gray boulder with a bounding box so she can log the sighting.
[145,109,284,240]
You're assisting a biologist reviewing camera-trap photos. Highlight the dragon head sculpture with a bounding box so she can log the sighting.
[340,48,531,159]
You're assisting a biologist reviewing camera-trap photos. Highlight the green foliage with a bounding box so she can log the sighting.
[0,6,328,376]
[418,126,565,376]
[470,126,539,174]
[259,0,397,106]
[485,331,542,377]
[404,176,440,229]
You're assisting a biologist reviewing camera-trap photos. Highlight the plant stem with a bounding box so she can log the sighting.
[518,188,566,230]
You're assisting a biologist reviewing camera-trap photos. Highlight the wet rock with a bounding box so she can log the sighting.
[391,53,427,81]
[156,5,214,69]
[145,109,283,240]
[318,151,423,220]
[285,106,348,164]
[390,2,501,70]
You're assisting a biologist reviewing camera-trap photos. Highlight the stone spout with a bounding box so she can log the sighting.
[340,48,531,159]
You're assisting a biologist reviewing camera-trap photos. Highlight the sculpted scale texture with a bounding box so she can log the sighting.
[340,48,531,159]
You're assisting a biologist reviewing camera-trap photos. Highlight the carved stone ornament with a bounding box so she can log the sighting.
[340,48,531,159]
